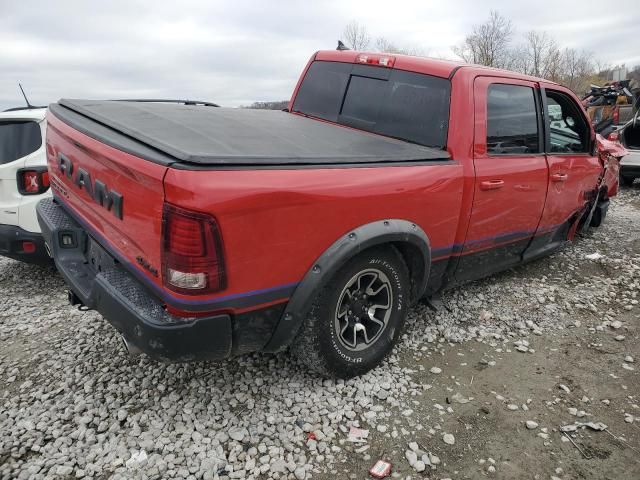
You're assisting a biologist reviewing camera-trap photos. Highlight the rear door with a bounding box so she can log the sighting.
[524,85,601,258]
[455,77,548,282]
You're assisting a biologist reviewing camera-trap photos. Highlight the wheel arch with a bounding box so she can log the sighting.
[263,219,431,353]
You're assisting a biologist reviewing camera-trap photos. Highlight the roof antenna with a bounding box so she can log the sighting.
[337,40,350,51]
[18,83,33,109]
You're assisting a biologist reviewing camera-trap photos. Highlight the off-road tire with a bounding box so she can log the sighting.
[291,246,410,378]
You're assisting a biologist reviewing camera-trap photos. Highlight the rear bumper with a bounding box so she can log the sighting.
[0,224,50,265]
[36,197,283,361]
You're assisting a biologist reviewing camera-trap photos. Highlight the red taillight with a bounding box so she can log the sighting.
[613,107,619,125]
[23,171,40,193]
[356,54,396,68]
[162,204,226,295]
[18,169,50,195]
[21,241,36,253]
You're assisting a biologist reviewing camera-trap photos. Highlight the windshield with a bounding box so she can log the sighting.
[292,61,451,149]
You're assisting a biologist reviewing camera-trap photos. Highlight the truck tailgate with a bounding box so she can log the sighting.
[46,111,168,288]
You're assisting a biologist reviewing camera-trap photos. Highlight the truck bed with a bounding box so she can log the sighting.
[49,100,450,167]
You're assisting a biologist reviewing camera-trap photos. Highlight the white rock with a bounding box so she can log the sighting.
[525,421,538,430]
[414,460,426,472]
[228,427,247,442]
[624,355,634,363]
[430,367,442,374]
[405,450,418,466]
[442,433,455,445]
[57,466,73,476]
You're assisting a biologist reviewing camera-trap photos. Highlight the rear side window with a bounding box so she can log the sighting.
[0,121,42,164]
[486,84,540,155]
[293,61,451,148]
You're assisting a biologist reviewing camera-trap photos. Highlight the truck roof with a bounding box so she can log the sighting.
[50,99,450,167]
[314,50,557,85]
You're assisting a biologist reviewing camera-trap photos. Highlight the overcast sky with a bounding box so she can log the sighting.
[1,0,638,110]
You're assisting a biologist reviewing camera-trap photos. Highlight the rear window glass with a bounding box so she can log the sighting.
[0,121,42,164]
[292,61,451,149]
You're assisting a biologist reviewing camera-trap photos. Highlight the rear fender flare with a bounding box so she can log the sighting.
[263,219,431,353]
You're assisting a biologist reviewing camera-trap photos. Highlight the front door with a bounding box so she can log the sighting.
[523,85,602,260]
[455,77,548,282]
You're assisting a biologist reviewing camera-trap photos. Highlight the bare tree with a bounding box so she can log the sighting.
[561,48,595,93]
[343,21,370,50]
[521,31,562,80]
[452,11,513,67]
[374,37,425,56]
[374,37,401,54]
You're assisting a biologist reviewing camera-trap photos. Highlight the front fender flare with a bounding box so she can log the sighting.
[263,219,431,353]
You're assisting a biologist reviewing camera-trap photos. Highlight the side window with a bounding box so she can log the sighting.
[0,121,42,165]
[487,84,540,155]
[545,90,589,153]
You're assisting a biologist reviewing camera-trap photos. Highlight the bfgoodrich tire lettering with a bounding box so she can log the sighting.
[291,246,409,378]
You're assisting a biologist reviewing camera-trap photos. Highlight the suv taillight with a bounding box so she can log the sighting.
[162,204,226,295]
[613,107,619,125]
[17,168,50,195]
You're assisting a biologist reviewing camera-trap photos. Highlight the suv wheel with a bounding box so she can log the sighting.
[291,246,410,378]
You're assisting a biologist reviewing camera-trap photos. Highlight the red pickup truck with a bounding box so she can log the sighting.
[37,50,622,377]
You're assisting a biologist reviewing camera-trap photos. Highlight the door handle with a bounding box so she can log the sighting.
[551,173,568,182]
[479,180,505,191]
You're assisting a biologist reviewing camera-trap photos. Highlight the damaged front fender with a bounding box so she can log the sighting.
[597,134,628,198]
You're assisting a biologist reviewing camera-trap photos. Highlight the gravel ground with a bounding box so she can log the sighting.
[1,186,639,480]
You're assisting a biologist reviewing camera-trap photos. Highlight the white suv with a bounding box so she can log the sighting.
[0,107,51,264]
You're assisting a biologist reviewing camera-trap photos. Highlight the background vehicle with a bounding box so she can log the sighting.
[584,81,639,135]
[37,51,622,377]
[616,112,640,186]
[0,106,51,264]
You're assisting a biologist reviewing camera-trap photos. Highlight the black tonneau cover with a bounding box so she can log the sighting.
[50,99,450,166]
